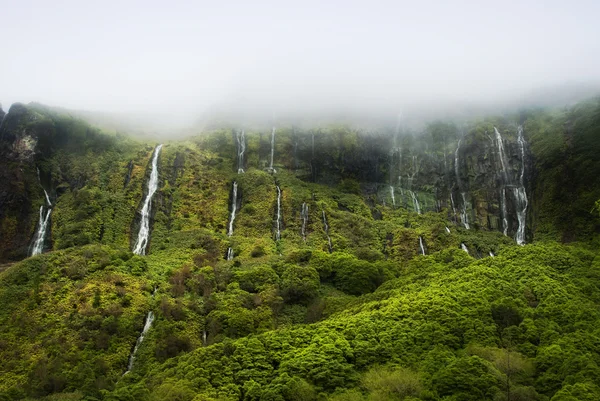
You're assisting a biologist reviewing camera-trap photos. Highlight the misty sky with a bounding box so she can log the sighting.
[1,0,600,121]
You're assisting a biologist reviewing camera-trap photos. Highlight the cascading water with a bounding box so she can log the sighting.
[30,206,51,256]
[445,227,451,234]
[322,211,333,253]
[489,251,495,258]
[419,236,426,255]
[124,311,155,375]
[226,247,234,261]
[494,126,528,244]
[455,139,470,229]
[460,192,470,230]
[514,126,528,245]
[132,144,163,255]
[236,129,246,174]
[300,202,309,241]
[409,190,421,214]
[450,193,457,222]
[30,169,53,256]
[390,186,396,208]
[501,188,509,236]
[275,185,282,241]
[227,182,238,237]
[461,243,469,254]
[269,126,276,173]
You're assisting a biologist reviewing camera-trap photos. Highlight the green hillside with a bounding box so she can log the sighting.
[0,99,599,401]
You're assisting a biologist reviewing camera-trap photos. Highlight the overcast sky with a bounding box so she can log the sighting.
[1,0,600,123]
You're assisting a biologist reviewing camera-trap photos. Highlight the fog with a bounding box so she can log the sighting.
[2,0,600,132]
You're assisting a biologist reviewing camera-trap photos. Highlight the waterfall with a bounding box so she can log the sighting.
[300,202,309,241]
[236,129,246,174]
[227,182,238,237]
[489,251,495,258]
[275,186,282,241]
[322,211,333,253]
[30,206,52,256]
[269,126,276,172]
[455,139,470,229]
[390,186,396,208]
[445,227,451,234]
[419,236,426,255]
[460,243,469,254]
[450,193,457,222]
[132,144,163,256]
[124,311,155,375]
[30,169,53,256]
[409,190,421,214]
[514,126,528,245]
[501,188,509,236]
[226,247,234,261]
[460,192,470,229]
[494,127,510,182]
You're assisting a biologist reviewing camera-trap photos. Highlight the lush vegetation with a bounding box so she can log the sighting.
[0,99,599,400]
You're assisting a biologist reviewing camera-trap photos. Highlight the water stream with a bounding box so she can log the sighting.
[133,144,163,255]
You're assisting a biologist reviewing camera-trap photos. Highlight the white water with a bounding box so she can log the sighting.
[445,227,451,234]
[515,126,528,245]
[30,206,52,256]
[236,129,246,174]
[460,192,470,229]
[30,170,53,256]
[501,188,509,236]
[275,186,282,241]
[450,193,457,221]
[419,236,425,255]
[390,186,396,207]
[455,140,470,229]
[489,251,495,258]
[269,126,276,172]
[454,139,462,187]
[461,243,469,254]
[409,190,421,214]
[301,202,309,241]
[494,127,510,183]
[322,211,333,253]
[227,182,238,237]
[133,145,162,255]
[226,247,234,260]
[124,311,154,374]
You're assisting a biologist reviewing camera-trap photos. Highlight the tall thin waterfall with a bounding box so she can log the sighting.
[445,227,451,234]
[450,193,457,222]
[494,126,528,244]
[300,203,309,241]
[419,236,426,255]
[30,169,53,256]
[236,129,246,174]
[409,190,421,214]
[489,251,495,258]
[227,182,238,237]
[460,192,470,230]
[390,186,396,208]
[269,126,276,172]
[461,243,469,254]
[275,186,282,241]
[501,188,509,236]
[514,126,528,245]
[124,311,155,375]
[455,139,470,229]
[322,211,333,253]
[226,247,234,261]
[30,206,51,256]
[494,127,510,182]
[133,144,163,255]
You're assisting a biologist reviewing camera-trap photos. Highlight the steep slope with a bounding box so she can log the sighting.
[0,99,599,400]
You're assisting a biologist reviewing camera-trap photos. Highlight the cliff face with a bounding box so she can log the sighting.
[0,100,599,263]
